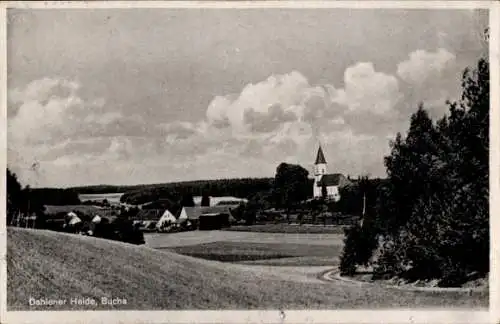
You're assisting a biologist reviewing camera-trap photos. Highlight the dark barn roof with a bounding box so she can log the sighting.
[182,206,234,220]
[133,209,164,221]
[316,173,350,187]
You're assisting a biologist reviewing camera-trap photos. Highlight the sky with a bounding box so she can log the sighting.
[7,7,489,188]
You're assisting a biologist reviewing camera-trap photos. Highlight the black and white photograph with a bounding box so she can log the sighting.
[2,1,497,323]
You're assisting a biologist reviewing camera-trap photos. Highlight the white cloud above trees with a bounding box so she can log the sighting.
[397,48,456,85]
[7,47,466,186]
[397,48,460,119]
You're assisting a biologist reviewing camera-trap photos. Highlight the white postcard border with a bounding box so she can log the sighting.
[0,1,498,324]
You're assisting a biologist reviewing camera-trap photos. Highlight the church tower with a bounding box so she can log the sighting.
[313,145,327,199]
[314,145,327,182]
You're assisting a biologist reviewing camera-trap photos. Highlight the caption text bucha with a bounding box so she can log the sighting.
[29,297,127,306]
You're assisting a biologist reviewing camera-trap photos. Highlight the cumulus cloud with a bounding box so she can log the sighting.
[397,48,459,118]
[206,71,313,134]
[397,48,456,85]
[7,77,132,184]
[204,63,402,144]
[339,62,402,115]
[165,64,406,180]
[194,53,458,177]
[160,121,198,143]
[244,103,297,133]
[9,78,106,145]
[9,78,80,106]
[8,46,461,186]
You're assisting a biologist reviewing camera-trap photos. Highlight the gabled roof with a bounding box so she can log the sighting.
[316,173,346,187]
[202,206,233,214]
[215,200,246,207]
[182,206,234,220]
[315,146,327,164]
[181,207,204,220]
[133,209,163,221]
[160,209,176,219]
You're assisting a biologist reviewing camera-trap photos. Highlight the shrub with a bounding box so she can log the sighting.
[113,218,145,245]
[339,218,379,276]
[372,238,405,280]
[339,225,361,276]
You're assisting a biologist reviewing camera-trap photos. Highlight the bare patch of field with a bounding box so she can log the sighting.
[163,242,342,265]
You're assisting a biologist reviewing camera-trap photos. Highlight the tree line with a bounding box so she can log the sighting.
[119,177,276,205]
[6,170,82,225]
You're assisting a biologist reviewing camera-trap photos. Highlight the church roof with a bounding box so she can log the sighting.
[316,173,346,187]
[315,146,327,164]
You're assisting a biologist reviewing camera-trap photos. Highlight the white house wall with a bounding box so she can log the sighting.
[313,184,341,201]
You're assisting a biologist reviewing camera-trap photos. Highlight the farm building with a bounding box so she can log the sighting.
[131,209,164,231]
[156,209,177,231]
[43,204,104,216]
[41,205,111,230]
[193,196,248,207]
[132,209,163,221]
[214,200,246,209]
[24,204,143,244]
[177,206,236,230]
[39,205,117,232]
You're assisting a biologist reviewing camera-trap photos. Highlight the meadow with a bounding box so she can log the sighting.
[164,242,343,266]
[146,229,345,266]
[225,224,347,234]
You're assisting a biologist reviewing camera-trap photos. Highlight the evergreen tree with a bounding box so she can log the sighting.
[371,53,490,284]
[201,192,210,207]
[180,192,195,207]
[7,168,22,225]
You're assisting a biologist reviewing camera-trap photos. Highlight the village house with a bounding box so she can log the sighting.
[155,209,177,231]
[177,206,236,230]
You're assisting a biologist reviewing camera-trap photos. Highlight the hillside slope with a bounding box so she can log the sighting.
[7,228,487,310]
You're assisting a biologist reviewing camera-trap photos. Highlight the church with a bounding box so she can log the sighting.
[312,145,350,202]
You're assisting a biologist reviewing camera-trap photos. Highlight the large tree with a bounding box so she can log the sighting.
[383,105,444,235]
[374,53,489,284]
[180,192,195,207]
[274,163,309,211]
[340,40,490,285]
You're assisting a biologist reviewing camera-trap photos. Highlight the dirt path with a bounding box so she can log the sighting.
[223,264,334,284]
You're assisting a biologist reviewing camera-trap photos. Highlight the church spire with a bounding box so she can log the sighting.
[315,145,327,165]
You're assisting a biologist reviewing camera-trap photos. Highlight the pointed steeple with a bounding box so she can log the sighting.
[315,145,327,165]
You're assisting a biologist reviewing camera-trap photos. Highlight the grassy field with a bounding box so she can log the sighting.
[225,224,347,234]
[144,230,344,248]
[147,230,345,266]
[164,242,342,265]
[7,228,488,310]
